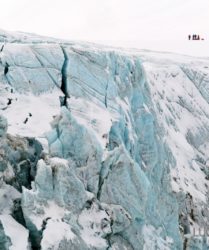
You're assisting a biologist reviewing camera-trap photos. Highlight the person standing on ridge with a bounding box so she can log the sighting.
[188,35,191,40]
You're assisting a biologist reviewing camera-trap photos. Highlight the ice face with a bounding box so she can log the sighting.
[0,30,209,249]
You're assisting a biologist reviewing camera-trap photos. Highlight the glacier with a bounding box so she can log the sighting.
[0,30,209,249]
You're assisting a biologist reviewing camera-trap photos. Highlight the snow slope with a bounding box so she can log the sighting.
[0,30,209,250]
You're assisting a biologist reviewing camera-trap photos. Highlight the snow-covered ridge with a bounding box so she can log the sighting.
[0,30,209,250]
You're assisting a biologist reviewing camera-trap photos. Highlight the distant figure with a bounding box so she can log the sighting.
[188,35,191,40]
[24,118,28,124]
[7,98,12,105]
[192,34,196,40]
[197,35,200,40]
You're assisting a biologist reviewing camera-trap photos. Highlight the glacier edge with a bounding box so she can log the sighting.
[0,31,209,250]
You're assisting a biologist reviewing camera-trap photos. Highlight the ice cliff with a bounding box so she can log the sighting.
[0,30,209,250]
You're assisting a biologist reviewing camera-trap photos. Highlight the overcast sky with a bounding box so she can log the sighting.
[0,0,208,56]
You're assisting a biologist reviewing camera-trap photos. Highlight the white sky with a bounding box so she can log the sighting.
[0,0,209,56]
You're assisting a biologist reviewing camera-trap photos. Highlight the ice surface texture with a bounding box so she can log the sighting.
[0,31,209,249]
